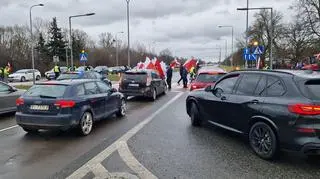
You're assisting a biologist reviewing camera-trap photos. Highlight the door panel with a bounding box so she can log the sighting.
[84,82,105,120]
[0,84,21,113]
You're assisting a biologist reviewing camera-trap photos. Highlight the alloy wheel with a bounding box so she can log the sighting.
[81,112,93,135]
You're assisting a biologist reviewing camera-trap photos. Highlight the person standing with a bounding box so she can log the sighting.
[166,66,173,90]
[3,66,10,83]
[0,67,4,81]
[54,64,61,79]
[182,66,188,88]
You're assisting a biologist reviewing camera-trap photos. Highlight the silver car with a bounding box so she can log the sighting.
[0,82,25,114]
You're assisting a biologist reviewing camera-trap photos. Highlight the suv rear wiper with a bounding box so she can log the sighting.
[39,95,57,99]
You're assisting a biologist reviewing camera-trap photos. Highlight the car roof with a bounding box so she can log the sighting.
[36,79,99,86]
[229,69,320,79]
[198,67,227,74]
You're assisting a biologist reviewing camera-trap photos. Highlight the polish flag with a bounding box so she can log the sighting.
[183,58,197,72]
[137,61,144,69]
[153,57,165,79]
[170,58,180,68]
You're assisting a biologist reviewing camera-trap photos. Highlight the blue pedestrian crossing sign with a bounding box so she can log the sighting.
[243,48,250,55]
[243,45,264,61]
[253,45,264,55]
[80,50,88,62]
[244,54,257,61]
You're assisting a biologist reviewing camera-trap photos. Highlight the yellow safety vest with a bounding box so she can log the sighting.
[54,66,60,72]
[4,69,9,76]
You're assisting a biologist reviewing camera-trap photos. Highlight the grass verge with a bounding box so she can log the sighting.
[107,74,121,81]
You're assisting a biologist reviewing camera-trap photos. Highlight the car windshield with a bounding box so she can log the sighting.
[57,73,81,80]
[195,73,225,83]
[24,84,67,98]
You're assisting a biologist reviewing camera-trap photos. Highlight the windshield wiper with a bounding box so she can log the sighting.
[39,95,57,99]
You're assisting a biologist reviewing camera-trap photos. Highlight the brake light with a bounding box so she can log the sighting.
[288,104,320,115]
[146,76,152,86]
[297,128,316,133]
[16,98,24,106]
[54,100,76,108]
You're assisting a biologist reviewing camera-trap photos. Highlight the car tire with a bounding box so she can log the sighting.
[36,75,40,81]
[190,102,201,126]
[78,112,93,136]
[22,127,38,134]
[116,99,126,117]
[20,76,26,82]
[249,122,278,160]
[151,88,157,101]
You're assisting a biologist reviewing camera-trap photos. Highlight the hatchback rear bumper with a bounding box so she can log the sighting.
[301,143,320,155]
[119,87,152,97]
[16,112,78,130]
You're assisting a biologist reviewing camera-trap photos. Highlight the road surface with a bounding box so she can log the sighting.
[0,75,320,179]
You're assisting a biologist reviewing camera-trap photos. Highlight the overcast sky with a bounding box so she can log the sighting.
[0,0,294,62]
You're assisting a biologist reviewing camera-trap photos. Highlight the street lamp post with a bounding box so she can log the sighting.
[218,25,234,67]
[237,7,273,69]
[126,0,131,67]
[69,13,95,69]
[30,3,44,84]
[115,31,124,66]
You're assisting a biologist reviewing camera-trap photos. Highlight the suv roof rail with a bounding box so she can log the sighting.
[229,69,294,75]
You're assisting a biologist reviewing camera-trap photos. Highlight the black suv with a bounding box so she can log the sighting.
[186,70,320,160]
[119,69,167,100]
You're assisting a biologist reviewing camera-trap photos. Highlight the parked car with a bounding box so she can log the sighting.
[0,82,25,114]
[15,79,126,135]
[109,66,126,74]
[190,67,227,91]
[76,66,94,71]
[94,66,108,75]
[186,69,320,160]
[8,69,41,82]
[45,66,68,80]
[56,71,112,87]
[119,69,167,100]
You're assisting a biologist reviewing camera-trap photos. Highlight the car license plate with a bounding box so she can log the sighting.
[128,83,139,87]
[30,105,49,111]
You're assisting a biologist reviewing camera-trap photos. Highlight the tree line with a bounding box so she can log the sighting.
[222,0,320,68]
[0,17,179,73]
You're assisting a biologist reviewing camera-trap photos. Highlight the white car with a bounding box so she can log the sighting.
[8,69,41,82]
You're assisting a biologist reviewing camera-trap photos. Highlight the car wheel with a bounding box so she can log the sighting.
[22,127,38,134]
[249,122,278,160]
[78,112,93,136]
[116,99,126,117]
[20,76,26,82]
[151,88,157,101]
[36,75,40,81]
[190,102,201,126]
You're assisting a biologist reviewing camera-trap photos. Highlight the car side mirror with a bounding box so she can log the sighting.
[213,88,223,97]
[110,88,117,93]
[9,86,17,92]
[204,85,212,92]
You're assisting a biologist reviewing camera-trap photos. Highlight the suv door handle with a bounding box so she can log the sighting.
[221,96,227,101]
[250,99,259,104]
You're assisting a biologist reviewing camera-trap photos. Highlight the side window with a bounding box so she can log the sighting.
[266,76,286,97]
[236,74,261,96]
[254,75,267,96]
[215,74,240,94]
[96,81,110,93]
[0,83,10,92]
[84,82,100,95]
[76,84,85,96]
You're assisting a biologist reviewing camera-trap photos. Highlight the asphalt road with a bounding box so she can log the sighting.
[1,74,320,179]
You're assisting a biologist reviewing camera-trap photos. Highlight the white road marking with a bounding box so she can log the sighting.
[66,92,183,179]
[0,125,18,133]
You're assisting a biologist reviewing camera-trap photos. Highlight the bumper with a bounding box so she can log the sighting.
[301,143,320,155]
[16,112,78,130]
[119,87,152,97]
[8,77,21,81]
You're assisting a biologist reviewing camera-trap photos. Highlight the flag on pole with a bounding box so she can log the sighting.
[183,58,197,72]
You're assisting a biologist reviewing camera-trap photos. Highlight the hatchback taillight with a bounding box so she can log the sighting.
[288,104,320,115]
[54,100,76,108]
[16,98,24,106]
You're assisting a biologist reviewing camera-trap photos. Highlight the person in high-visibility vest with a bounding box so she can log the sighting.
[189,66,196,82]
[54,65,61,79]
[3,66,10,83]
[0,67,4,81]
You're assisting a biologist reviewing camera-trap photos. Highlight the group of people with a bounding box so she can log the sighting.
[165,64,199,90]
[0,66,11,82]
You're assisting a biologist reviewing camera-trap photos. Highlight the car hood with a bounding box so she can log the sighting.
[9,73,22,77]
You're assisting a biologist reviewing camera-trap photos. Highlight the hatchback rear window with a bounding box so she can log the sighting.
[305,80,320,99]
[195,73,225,83]
[24,84,67,98]
[123,73,147,82]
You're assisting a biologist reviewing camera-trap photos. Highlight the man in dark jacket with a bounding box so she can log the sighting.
[166,66,173,89]
[182,66,188,88]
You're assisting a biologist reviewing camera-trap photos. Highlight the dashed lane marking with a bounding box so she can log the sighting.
[66,92,184,179]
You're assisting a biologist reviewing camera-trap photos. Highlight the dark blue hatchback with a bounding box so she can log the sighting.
[15,79,126,135]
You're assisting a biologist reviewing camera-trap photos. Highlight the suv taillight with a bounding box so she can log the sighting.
[288,104,320,115]
[16,98,24,106]
[54,100,76,108]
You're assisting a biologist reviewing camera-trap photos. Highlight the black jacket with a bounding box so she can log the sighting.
[166,68,173,78]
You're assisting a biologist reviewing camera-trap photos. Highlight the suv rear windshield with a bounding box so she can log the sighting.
[24,84,67,98]
[305,80,320,99]
[123,72,147,82]
[195,73,225,83]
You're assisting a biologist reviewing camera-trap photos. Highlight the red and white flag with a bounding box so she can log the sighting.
[153,57,165,79]
[183,58,197,72]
